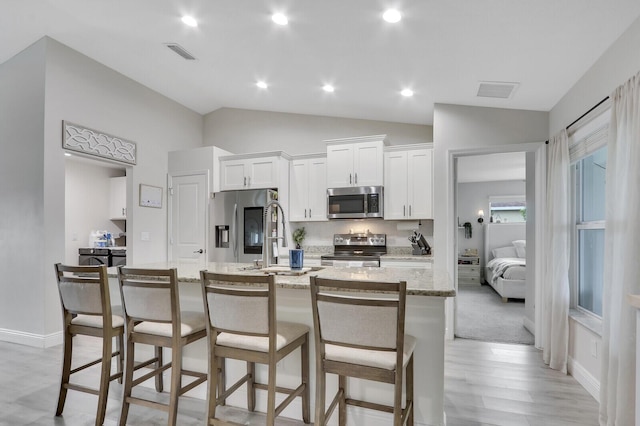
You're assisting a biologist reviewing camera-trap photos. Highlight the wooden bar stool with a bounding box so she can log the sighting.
[117,267,208,426]
[200,271,310,425]
[53,263,124,426]
[309,276,415,426]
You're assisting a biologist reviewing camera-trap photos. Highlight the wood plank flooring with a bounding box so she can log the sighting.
[0,336,599,425]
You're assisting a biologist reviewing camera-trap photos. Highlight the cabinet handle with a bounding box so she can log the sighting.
[403,205,406,217]
[409,205,412,217]
[349,173,352,185]
[304,209,307,218]
[248,176,251,186]
[122,207,126,216]
[309,209,311,217]
[355,173,358,184]
[243,177,247,186]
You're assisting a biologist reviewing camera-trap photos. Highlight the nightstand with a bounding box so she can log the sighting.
[458,256,481,285]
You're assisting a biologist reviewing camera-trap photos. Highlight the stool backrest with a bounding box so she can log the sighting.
[200,271,275,338]
[54,263,111,318]
[309,276,407,353]
[117,267,178,323]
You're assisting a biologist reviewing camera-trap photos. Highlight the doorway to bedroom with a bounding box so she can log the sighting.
[454,151,535,345]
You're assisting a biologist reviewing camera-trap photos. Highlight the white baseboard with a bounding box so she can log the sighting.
[567,356,600,402]
[0,328,62,348]
[523,316,535,335]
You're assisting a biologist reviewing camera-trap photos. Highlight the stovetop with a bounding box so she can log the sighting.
[320,233,387,260]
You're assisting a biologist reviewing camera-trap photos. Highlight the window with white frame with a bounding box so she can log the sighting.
[569,108,609,318]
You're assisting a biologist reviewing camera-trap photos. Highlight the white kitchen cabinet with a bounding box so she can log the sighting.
[325,135,386,188]
[109,176,126,220]
[290,155,327,221]
[380,258,433,269]
[384,145,433,220]
[220,154,282,191]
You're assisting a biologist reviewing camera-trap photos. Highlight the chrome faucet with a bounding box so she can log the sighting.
[262,200,288,269]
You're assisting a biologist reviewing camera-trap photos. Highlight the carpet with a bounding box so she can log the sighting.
[455,284,534,345]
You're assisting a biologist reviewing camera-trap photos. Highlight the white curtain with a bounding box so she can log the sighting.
[599,71,640,426]
[542,129,570,373]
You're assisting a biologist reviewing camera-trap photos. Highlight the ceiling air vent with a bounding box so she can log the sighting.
[477,81,519,99]
[164,43,196,60]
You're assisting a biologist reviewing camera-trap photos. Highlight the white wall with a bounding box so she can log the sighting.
[204,107,432,155]
[0,37,204,346]
[0,39,47,340]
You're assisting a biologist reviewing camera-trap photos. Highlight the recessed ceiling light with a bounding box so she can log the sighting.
[401,89,414,97]
[272,13,288,25]
[64,152,72,157]
[256,81,268,89]
[181,15,198,28]
[383,9,402,23]
[322,84,335,93]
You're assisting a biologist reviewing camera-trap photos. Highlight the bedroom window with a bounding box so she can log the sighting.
[573,146,607,317]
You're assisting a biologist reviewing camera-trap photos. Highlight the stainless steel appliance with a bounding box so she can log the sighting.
[326,186,383,219]
[321,233,386,267]
[78,248,110,266]
[210,189,279,263]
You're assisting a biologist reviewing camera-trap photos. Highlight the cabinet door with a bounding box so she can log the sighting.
[248,157,278,189]
[307,157,327,221]
[289,160,309,221]
[384,151,408,219]
[326,144,354,188]
[407,149,433,219]
[109,176,126,220]
[353,141,383,186]
[220,159,248,191]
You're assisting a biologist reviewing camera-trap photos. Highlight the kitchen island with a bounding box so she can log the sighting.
[109,262,453,426]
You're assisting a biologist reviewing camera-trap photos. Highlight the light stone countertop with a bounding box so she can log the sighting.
[111,261,454,297]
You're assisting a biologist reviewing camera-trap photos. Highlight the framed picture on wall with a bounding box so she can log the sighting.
[139,184,163,208]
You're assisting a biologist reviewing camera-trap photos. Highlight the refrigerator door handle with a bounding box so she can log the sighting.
[232,203,238,261]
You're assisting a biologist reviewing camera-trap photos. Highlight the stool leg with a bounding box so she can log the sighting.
[301,336,310,423]
[95,333,112,426]
[167,345,182,426]
[119,337,135,426]
[246,362,256,411]
[338,375,347,426]
[315,368,326,426]
[155,346,164,392]
[266,358,277,426]
[56,329,73,416]
[218,357,226,406]
[116,330,124,384]
[407,354,414,426]
[206,350,219,422]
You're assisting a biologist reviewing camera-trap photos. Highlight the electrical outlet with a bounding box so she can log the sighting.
[591,339,598,358]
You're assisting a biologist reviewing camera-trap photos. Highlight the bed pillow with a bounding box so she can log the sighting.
[492,246,518,259]
[512,240,526,258]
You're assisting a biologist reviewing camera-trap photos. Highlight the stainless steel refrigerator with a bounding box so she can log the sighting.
[209,189,278,264]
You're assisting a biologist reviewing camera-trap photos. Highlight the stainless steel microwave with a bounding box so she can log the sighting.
[326,186,384,219]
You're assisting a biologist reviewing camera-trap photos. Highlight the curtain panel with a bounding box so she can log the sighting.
[599,71,640,426]
[542,129,570,373]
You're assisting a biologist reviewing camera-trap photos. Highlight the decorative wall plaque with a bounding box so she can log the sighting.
[62,121,137,165]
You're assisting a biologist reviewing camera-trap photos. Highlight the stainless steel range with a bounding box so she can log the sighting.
[321,233,386,267]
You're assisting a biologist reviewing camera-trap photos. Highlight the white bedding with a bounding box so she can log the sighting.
[486,257,526,284]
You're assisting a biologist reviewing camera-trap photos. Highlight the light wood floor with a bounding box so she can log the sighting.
[0,336,599,425]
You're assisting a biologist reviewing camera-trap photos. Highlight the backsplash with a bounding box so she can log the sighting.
[289,219,433,250]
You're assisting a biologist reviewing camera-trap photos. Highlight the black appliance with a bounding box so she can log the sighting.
[321,233,386,267]
[78,248,110,266]
[326,186,383,219]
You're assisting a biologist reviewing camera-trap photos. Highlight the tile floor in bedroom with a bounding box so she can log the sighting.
[0,336,599,425]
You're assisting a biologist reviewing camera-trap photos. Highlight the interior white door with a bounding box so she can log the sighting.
[169,173,208,263]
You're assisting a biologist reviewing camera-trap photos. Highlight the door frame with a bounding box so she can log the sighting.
[448,142,546,348]
[167,169,210,263]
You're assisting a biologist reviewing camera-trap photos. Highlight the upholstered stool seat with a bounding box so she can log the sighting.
[200,271,311,426]
[54,263,125,426]
[117,267,208,426]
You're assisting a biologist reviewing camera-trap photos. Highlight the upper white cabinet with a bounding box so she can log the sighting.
[325,135,386,188]
[384,145,433,220]
[109,176,127,220]
[220,154,287,191]
[290,155,327,222]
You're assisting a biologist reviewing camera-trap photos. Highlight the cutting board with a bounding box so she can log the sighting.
[260,266,312,275]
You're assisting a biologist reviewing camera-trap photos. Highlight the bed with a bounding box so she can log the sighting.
[483,223,526,302]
